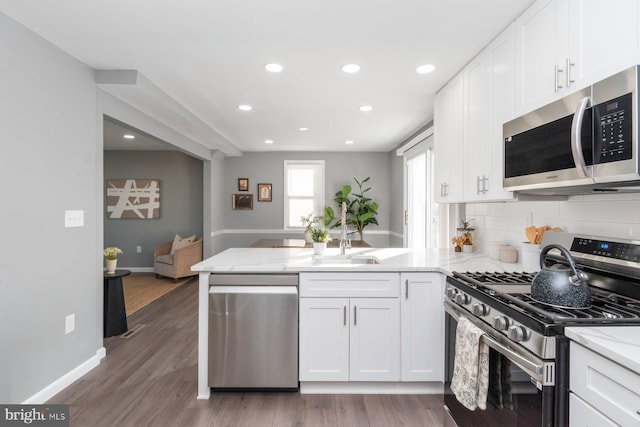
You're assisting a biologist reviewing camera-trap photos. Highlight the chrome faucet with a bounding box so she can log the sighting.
[340,201,351,255]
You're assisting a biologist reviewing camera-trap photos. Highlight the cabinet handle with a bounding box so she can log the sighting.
[343,305,347,326]
[405,279,409,299]
[555,65,564,92]
[476,176,481,195]
[482,175,488,193]
[566,58,575,87]
[354,306,357,326]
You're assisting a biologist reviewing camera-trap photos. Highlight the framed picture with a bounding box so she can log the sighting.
[258,183,272,202]
[232,194,253,210]
[238,178,249,191]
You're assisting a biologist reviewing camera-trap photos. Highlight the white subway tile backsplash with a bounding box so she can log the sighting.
[467,197,640,252]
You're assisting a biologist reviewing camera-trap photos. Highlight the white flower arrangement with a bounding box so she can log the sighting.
[103,247,123,260]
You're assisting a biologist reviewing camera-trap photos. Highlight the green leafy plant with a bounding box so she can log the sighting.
[323,177,379,241]
[310,228,332,243]
[103,247,123,260]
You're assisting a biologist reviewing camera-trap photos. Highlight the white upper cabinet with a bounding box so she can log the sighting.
[464,24,516,202]
[515,0,568,115]
[567,0,640,87]
[515,0,640,115]
[434,72,465,203]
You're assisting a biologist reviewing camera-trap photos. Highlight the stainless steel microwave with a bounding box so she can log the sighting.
[503,65,640,195]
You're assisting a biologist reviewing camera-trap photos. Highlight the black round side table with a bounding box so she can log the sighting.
[103,269,131,337]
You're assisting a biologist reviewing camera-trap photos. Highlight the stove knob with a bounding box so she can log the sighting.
[445,287,458,300]
[454,293,470,305]
[472,303,489,316]
[493,316,510,330]
[508,325,528,342]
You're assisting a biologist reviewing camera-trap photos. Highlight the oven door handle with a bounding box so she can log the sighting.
[444,301,554,386]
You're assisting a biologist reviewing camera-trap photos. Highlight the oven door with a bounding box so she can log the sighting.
[444,301,566,427]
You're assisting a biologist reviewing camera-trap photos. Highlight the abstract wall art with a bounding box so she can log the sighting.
[106,179,160,219]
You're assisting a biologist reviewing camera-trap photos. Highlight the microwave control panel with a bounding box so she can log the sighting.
[594,92,633,164]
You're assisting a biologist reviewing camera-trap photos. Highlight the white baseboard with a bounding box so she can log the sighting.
[124,267,154,273]
[23,347,106,404]
[299,381,443,394]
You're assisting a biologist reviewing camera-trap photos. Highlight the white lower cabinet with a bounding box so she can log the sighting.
[400,273,444,382]
[569,342,640,426]
[299,297,400,382]
[299,272,445,387]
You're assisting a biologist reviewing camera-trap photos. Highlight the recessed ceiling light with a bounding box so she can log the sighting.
[416,64,436,74]
[359,105,373,112]
[264,63,284,73]
[238,104,253,111]
[264,139,274,144]
[342,64,360,73]
[123,134,135,140]
[345,140,355,145]
[299,127,309,131]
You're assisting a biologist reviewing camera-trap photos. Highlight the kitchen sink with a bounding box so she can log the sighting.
[313,255,381,265]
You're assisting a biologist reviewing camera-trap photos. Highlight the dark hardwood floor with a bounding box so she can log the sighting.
[48,278,446,426]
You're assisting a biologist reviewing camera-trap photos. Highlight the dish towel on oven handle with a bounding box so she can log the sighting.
[451,316,490,411]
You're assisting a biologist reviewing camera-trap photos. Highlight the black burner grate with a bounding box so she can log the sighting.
[452,271,640,323]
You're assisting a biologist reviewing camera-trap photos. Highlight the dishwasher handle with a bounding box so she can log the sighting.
[209,286,297,295]
[209,274,299,286]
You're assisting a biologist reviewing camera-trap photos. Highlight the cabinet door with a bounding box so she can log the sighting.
[486,23,517,201]
[515,0,569,115]
[299,298,350,381]
[434,72,465,203]
[464,48,491,202]
[568,0,640,88]
[350,298,400,381]
[400,273,444,382]
[570,394,618,427]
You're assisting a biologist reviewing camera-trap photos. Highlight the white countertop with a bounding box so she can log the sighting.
[191,247,527,275]
[565,326,640,375]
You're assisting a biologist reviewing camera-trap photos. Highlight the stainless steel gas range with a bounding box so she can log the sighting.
[443,232,640,427]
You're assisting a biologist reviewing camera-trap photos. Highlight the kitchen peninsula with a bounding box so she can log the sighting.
[192,247,523,399]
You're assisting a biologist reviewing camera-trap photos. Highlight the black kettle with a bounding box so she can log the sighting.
[531,244,591,308]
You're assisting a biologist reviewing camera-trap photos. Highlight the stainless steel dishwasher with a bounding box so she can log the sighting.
[208,273,299,390]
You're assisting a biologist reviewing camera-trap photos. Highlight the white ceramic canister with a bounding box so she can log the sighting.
[521,242,541,272]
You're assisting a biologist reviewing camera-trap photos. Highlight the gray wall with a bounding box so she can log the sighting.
[216,151,394,250]
[104,150,203,267]
[0,12,100,403]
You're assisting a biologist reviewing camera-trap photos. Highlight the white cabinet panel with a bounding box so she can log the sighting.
[350,298,401,381]
[400,273,444,382]
[570,342,640,426]
[299,298,350,381]
[299,272,399,298]
[570,393,617,427]
[434,72,465,203]
[515,0,569,114]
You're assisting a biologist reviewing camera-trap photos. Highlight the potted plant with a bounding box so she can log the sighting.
[103,247,123,274]
[310,228,332,254]
[453,219,475,253]
[300,213,321,243]
[323,177,379,241]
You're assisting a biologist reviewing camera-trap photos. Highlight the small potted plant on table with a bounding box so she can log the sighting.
[103,247,123,274]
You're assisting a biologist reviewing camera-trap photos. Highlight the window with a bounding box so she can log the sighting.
[284,160,325,228]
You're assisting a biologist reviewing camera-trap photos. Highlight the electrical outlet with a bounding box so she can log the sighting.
[65,314,75,334]
[136,246,142,253]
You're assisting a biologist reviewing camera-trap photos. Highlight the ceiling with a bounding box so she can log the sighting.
[0,0,534,154]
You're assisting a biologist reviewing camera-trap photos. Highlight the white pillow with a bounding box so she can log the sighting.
[170,234,196,254]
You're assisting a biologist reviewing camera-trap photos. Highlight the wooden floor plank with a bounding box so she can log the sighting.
[46,280,446,426]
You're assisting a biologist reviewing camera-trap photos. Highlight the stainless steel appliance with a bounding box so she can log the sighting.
[444,232,640,426]
[503,65,640,195]
[208,274,299,390]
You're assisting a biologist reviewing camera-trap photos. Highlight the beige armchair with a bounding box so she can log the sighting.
[154,237,203,281]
